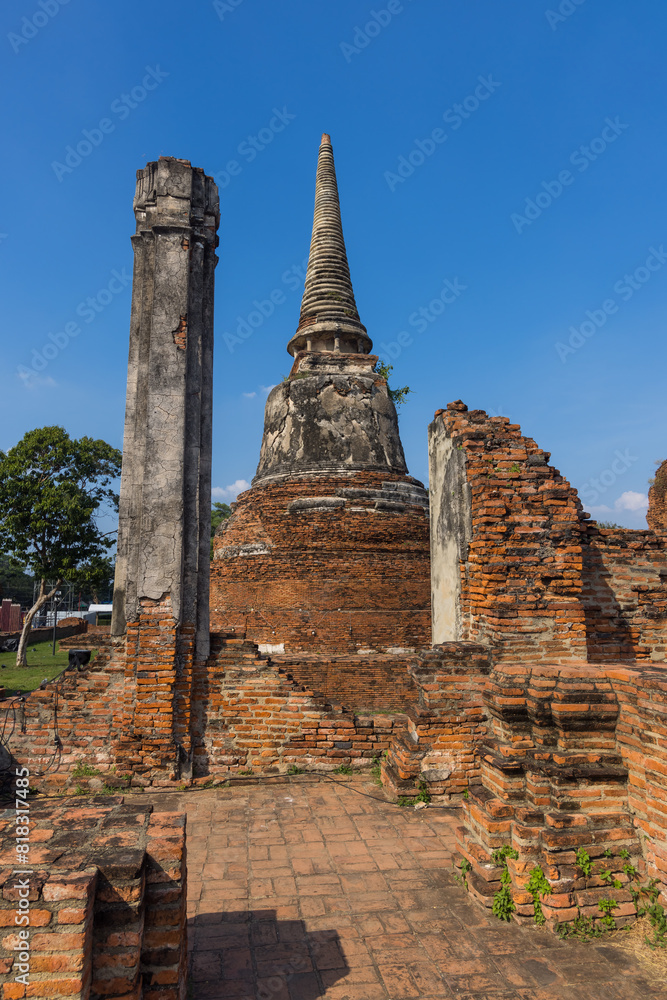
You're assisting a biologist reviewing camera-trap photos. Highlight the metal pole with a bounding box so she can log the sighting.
[51,592,59,656]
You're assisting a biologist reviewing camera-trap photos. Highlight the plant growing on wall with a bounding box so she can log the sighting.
[491,845,519,922]
[526,866,552,925]
[374,362,412,409]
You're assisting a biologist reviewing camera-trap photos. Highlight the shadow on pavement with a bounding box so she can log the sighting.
[188,908,349,999]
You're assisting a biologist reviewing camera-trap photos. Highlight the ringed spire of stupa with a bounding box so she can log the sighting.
[287,133,373,357]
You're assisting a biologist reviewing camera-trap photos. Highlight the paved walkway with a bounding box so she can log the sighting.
[148,778,665,1000]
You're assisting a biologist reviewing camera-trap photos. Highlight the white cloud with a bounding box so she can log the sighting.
[243,391,257,399]
[19,374,57,390]
[212,479,251,502]
[588,504,614,518]
[614,491,648,513]
[260,384,277,395]
[589,491,649,526]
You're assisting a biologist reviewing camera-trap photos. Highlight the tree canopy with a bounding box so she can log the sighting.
[211,501,232,558]
[0,426,122,664]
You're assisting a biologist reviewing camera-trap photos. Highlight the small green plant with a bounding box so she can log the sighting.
[492,870,516,922]
[508,463,520,474]
[526,866,552,926]
[462,788,469,799]
[334,764,353,776]
[598,869,621,890]
[619,848,630,860]
[73,784,87,796]
[239,768,254,776]
[603,848,613,859]
[370,757,383,786]
[491,844,519,923]
[642,901,667,949]
[558,915,603,941]
[397,779,431,806]
[623,862,639,880]
[453,858,472,890]
[71,762,101,778]
[491,845,519,867]
[287,765,304,775]
[598,898,619,930]
[576,847,593,878]
[374,362,412,409]
[415,779,431,805]
[633,878,667,948]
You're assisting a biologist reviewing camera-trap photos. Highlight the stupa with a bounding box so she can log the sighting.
[210,134,431,653]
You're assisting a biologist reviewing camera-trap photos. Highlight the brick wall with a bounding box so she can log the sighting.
[271,652,417,711]
[382,643,491,800]
[648,458,667,533]
[210,471,431,653]
[430,402,589,662]
[0,625,411,791]
[190,634,407,776]
[583,525,667,662]
[0,798,187,1000]
[450,659,667,931]
[430,401,667,665]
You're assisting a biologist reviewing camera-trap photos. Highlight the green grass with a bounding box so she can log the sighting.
[0,640,97,697]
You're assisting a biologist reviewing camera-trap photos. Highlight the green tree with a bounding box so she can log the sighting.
[211,502,232,558]
[374,361,413,408]
[67,555,115,605]
[0,427,122,666]
[0,554,34,607]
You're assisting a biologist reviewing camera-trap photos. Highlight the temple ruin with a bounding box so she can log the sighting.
[210,134,431,660]
[1,138,667,997]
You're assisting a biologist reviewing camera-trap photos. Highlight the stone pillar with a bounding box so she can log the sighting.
[112,157,219,648]
[111,157,219,777]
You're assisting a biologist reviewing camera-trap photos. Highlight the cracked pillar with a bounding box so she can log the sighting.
[111,157,219,775]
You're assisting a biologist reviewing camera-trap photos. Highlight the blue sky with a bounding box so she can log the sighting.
[1,0,665,528]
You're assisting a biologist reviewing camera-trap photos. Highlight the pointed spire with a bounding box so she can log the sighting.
[287,134,372,357]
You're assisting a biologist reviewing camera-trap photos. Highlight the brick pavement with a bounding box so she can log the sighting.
[144,778,666,1000]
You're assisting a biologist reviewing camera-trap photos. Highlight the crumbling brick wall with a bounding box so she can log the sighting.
[382,642,491,800]
[0,798,187,1000]
[452,660,667,930]
[190,634,407,775]
[0,624,410,790]
[271,652,417,711]
[430,402,588,662]
[582,525,667,662]
[429,401,667,665]
[648,459,667,533]
[210,471,431,654]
